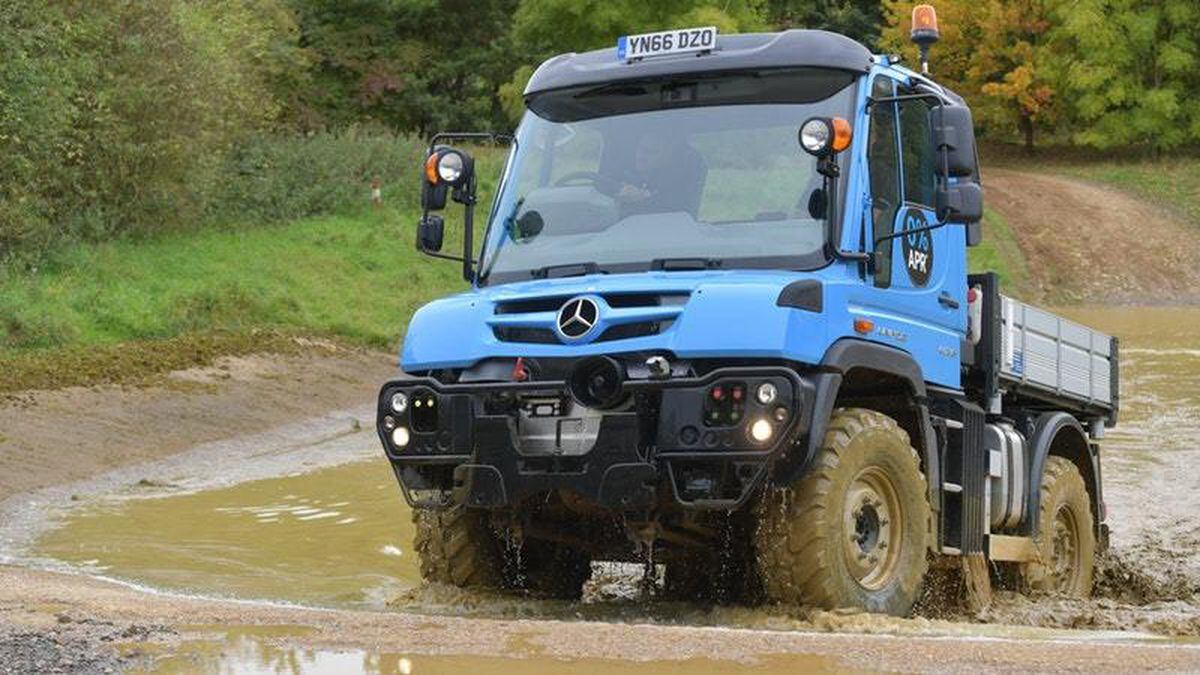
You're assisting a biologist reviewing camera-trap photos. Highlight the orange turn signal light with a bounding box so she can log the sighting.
[424,152,440,184]
[853,318,875,335]
[830,117,853,153]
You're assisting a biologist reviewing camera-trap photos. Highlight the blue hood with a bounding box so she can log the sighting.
[401,270,837,371]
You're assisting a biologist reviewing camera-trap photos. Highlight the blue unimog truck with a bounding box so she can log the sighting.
[377,10,1119,615]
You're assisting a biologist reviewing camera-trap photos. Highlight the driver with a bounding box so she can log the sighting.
[614,133,706,217]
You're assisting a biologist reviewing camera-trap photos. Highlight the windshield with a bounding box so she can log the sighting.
[478,68,858,285]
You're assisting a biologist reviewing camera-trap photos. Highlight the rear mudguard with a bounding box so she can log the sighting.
[1022,411,1104,541]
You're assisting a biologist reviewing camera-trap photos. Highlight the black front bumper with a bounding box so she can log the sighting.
[377,367,815,511]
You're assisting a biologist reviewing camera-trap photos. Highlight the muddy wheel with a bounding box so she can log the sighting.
[521,541,592,600]
[1020,456,1095,596]
[755,408,930,616]
[412,505,506,589]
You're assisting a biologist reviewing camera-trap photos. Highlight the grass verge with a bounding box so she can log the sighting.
[0,206,468,356]
[0,329,318,394]
[968,207,1035,299]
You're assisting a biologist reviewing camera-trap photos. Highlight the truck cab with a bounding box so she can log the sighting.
[378,21,1117,615]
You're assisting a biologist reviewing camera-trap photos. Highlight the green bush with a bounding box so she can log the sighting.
[209,129,427,225]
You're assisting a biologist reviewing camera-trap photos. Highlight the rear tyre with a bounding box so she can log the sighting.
[412,505,507,589]
[755,408,930,616]
[1020,456,1095,596]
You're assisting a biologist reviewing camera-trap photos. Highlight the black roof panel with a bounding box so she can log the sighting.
[524,29,875,97]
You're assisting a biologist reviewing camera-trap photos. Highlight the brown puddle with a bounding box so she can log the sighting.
[36,460,418,608]
[31,307,1200,638]
[124,625,854,674]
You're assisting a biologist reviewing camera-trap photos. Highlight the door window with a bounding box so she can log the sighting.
[868,77,901,288]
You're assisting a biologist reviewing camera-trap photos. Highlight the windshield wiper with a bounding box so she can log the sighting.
[531,262,604,279]
[651,257,723,271]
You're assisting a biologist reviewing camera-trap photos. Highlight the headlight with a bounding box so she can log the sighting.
[390,391,409,414]
[437,152,464,183]
[391,426,410,448]
[799,116,852,157]
[749,418,774,444]
[800,119,831,155]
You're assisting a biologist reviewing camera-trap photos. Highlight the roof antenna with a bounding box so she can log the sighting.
[910,4,940,75]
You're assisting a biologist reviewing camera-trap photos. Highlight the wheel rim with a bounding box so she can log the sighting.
[1048,504,1081,591]
[842,467,904,590]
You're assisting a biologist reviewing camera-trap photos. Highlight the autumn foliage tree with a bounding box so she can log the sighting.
[882,0,1057,152]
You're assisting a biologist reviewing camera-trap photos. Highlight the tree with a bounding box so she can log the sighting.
[762,0,884,49]
[882,0,1058,152]
[1050,0,1200,153]
[286,0,521,134]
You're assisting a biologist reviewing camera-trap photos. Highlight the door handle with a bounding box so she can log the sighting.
[938,293,960,309]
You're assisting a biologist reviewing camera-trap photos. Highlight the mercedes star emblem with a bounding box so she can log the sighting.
[556,296,600,341]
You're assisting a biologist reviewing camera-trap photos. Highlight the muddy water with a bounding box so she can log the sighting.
[32,307,1200,636]
[127,625,850,674]
[37,460,418,608]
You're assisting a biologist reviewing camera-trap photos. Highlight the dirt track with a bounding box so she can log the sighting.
[985,169,1200,304]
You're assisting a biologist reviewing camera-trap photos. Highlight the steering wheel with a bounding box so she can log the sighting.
[554,171,622,194]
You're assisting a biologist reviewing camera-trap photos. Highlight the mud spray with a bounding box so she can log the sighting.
[27,307,1200,639]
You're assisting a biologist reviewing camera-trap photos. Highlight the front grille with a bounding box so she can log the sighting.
[494,292,688,315]
[595,318,675,343]
[492,326,558,344]
[492,292,689,344]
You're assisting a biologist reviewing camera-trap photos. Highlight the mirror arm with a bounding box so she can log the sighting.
[819,154,875,271]
[461,187,475,282]
[873,220,946,249]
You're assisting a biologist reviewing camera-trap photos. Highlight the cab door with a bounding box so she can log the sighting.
[859,77,967,387]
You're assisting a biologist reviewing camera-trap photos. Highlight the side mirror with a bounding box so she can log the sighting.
[422,181,449,211]
[929,105,978,178]
[937,180,983,224]
[417,214,445,252]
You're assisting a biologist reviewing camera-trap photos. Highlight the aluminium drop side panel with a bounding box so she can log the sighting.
[998,295,1115,412]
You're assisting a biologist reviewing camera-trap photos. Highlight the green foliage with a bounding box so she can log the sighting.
[1051,0,1200,153]
[0,0,304,261]
[763,0,884,48]
[284,0,521,134]
[210,129,426,225]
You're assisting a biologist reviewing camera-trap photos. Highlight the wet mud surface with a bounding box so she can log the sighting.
[4,307,1200,670]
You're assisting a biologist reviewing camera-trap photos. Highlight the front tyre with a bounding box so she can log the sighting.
[755,408,930,616]
[1020,456,1095,596]
[413,505,507,589]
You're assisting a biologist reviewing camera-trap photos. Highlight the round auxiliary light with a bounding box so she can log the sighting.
[756,382,778,405]
[390,391,409,414]
[436,151,464,184]
[383,416,397,431]
[749,418,774,444]
[391,426,411,448]
[800,118,831,155]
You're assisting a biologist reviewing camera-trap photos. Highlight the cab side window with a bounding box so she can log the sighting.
[868,77,901,288]
[899,96,936,208]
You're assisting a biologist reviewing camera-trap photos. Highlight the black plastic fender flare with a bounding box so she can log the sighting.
[1022,411,1103,539]
[775,339,938,511]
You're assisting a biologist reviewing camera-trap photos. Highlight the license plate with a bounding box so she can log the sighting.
[617,26,717,61]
